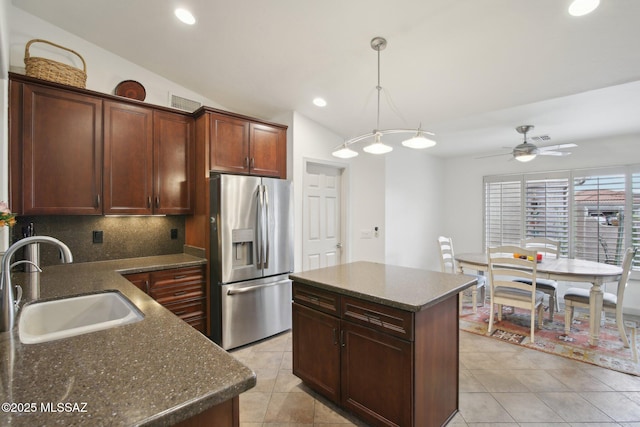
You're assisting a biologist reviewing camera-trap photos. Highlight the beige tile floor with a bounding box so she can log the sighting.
[231,327,640,426]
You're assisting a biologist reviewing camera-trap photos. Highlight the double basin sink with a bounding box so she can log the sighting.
[18,291,144,344]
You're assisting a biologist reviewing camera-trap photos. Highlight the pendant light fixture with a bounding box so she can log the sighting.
[332,37,436,158]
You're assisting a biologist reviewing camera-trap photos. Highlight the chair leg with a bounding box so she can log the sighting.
[471,287,478,314]
[564,305,573,335]
[459,291,463,314]
[480,285,486,307]
[537,304,544,329]
[531,308,536,344]
[616,310,630,348]
[548,292,556,321]
[488,302,495,334]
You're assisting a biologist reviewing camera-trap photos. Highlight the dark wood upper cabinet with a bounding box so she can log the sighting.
[209,114,250,175]
[249,123,286,178]
[10,74,194,216]
[19,83,103,215]
[104,103,194,215]
[9,74,284,218]
[103,101,154,214]
[153,110,195,215]
[208,111,286,179]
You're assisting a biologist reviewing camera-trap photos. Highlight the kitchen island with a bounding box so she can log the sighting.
[0,254,255,426]
[290,261,476,427]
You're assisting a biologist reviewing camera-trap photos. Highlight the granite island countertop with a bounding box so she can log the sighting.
[289,261,477,311]
[0,254,256,426]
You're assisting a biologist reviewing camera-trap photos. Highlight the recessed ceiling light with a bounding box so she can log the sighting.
[313,97,327,107]
[568,0,600,16]
[175,8,196,25]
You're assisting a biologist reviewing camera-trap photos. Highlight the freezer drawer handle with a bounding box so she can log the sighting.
[226,279,290,296]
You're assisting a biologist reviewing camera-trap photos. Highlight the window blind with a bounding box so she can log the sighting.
[572,173,626,264]
[484,178,522,248]
[524,177,570,256]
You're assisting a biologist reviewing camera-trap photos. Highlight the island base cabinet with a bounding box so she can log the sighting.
[292,282,460,427]
[292,303,341,402]
[341,321,413,427]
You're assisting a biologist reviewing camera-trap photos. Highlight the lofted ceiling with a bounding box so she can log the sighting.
[11,0,640,158]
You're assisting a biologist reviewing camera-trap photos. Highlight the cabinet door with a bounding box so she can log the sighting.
[249,123,286,178]
[292,303,341,403]
[209,114,249,175]
[103,101,153,214]
[341,321,413,427]
[22,84,102,214]
[154,111,195,214]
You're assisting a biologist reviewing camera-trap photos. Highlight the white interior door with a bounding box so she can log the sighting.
[302,162,344,270]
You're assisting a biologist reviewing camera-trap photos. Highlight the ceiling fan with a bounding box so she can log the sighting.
[481,125,577,162]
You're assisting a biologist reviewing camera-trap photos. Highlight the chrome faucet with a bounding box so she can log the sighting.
[1,236,73,332]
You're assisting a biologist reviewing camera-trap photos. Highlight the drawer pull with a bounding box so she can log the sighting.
[332,328,338,346]
[174,310,187,316]
[340,329,345,347]
[174,275,188,279]
[174,290,187,296]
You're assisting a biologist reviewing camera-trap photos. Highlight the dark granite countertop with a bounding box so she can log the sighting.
[289,261,477,312]
[0,254,256,426]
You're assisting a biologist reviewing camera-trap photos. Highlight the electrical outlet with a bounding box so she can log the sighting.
[171,228,178,239]
[92,230,103,244]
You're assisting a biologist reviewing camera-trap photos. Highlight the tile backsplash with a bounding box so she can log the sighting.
[12,215,186,266]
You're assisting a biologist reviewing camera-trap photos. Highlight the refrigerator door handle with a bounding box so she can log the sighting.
[263,184,270,269]
[226,279,290,295]
[255,185,263,270]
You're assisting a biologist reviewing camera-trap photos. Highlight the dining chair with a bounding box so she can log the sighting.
[564,246,637,348]
[437,236,486,314]
[513,237,560,321]
[488,245,544,343]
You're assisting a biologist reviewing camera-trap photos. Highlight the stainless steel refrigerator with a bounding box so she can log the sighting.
[209,173,293,350]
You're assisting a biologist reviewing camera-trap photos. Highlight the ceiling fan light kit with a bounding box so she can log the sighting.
[332,37,436,158]
[568,0,600,16]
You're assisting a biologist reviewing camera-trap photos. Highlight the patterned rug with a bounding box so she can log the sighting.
[459,304,640,376]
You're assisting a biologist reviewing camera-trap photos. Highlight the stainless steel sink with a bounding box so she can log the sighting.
[18,291,144,344]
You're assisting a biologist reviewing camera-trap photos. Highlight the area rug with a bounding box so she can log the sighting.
[459,304,640,376]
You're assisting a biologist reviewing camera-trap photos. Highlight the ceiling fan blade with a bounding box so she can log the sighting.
[538,143,577,152]
[538,150,571,156]
[475,152,511,159]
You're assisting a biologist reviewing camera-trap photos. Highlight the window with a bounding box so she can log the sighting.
[484,166,639,270]
[573,172,626,264]
[484,178,521,247]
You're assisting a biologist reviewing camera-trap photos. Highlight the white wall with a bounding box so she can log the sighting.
[385,148,444,271]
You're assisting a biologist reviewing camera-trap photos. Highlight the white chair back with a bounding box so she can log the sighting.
[438,236,456,274]
[615,247,637,309]
[520,237,559,259]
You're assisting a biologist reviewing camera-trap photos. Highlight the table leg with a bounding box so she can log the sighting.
[589,280,604,346]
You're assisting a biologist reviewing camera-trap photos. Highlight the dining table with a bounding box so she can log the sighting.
[455,252,623,346]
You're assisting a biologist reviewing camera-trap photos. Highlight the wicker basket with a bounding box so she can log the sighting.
[24,39,87,88]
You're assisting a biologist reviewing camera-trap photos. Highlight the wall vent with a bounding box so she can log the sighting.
[531,134,551,142]
[169,93,202,112]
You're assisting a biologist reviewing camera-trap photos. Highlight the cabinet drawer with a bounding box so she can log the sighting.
[150,266,205,304]
[341,296,414,341]
[163,297,205,318]
[150,266,205,286]
[150,282,204,305]
[292,282,340,316]
[184,316,206,333]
